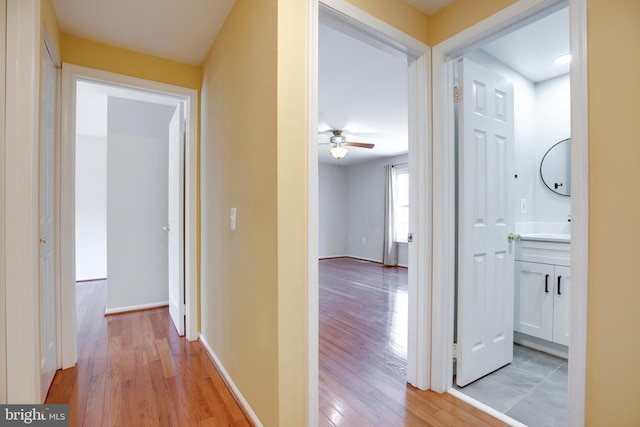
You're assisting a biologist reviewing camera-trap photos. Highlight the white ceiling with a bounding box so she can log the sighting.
[52,0,235,65]
[480,7,570,83]
[51,0,449,69]
[404,0,456,16]
[318,23,408,166]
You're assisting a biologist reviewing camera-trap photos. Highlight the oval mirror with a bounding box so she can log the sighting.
[540,138,571,196]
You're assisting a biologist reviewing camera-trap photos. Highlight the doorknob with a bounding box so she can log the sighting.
[39,237,47,244]
[507,233,521,242]
[163,226,170,232]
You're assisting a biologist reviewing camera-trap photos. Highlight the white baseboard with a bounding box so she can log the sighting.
[448,388,526,427]
[199,335,263,427]
[514,332,569,359]
[344,254,383,264]
[104,301,168,315]
[319,255,409,267]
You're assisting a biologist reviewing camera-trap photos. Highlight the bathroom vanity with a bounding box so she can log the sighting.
[514,235,570,358]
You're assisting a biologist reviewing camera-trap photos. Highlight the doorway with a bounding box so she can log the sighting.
[58,65,199,370]
[309,1,431,424]
[74,80,180,316]
[431,0,588,425]
[317,16,411,424]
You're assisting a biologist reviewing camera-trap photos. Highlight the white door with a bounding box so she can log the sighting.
[39,44,57,400]
[456,58,515,387]
[167,103,185,336]
[553,265,571,346]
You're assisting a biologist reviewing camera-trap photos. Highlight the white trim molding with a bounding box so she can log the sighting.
[104,302,169,316]
[306,4,320,427]
[199,336,263,427]
[4,0,42,403]
[60,64,200,367]
[0,0,8,405]
[431,0,588,424]
[308,2,431,425]
[568,0,588,425]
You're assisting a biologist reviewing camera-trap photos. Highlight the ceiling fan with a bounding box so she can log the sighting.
[319,130,375,159]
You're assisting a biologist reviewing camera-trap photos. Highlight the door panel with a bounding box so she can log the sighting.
[168,103,185,336]
[456,58,515,387]
[514,261,554,341]
[39,44,57,400]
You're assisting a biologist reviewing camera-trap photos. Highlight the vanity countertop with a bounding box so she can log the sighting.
[520,233,570,243]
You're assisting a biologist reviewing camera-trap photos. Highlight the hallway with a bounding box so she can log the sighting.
[45,281,251,426]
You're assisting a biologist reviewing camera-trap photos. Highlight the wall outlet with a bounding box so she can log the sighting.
[520,199,527,214]
[362,237,366,244]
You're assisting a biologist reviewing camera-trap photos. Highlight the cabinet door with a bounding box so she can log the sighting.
[553,266,571,346]
[514,261,554,340]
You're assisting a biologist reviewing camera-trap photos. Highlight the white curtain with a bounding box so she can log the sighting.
[383,164,398,266]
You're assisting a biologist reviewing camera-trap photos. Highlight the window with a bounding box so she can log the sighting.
[394,165,409,243]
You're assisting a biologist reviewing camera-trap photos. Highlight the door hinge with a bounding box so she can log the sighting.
[180,303,186,317]
[453,342,458,359]
[453,86,461,103]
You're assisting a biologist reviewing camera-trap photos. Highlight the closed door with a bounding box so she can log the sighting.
[39,43,57,400]
[456,57,515,387]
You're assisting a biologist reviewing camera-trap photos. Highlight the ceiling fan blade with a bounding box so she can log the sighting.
[346,142,375,149]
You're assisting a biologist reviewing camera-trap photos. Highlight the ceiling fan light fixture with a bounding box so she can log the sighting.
[329,145,349,159]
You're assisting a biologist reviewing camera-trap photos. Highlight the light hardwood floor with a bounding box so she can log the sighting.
[319,257,507,426]
[46,262,507,427]
[45,280,251,426]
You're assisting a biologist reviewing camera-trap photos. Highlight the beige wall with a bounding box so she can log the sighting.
[61,34,201,90]
[586,0,640,424]
[428,0,516,45]
[199,0,280,425]
[346,0,429,44]
[276,0,309,425]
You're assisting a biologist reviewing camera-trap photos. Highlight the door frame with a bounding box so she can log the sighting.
[307,1,431,425]
[59,64,199,368]
[430,0,588,425]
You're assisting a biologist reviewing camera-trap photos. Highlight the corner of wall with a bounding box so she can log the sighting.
[428,0,517,46]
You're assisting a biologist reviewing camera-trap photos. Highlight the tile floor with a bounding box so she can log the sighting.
[454,344,568,427]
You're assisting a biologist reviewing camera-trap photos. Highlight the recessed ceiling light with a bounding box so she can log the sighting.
[554,54,571,65]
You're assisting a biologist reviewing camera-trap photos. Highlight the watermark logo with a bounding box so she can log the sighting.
[0,405,69,426]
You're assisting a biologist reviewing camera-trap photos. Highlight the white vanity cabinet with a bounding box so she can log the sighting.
[514,239,571,346]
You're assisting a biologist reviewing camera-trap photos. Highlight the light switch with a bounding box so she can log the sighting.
[230,207,237,230]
